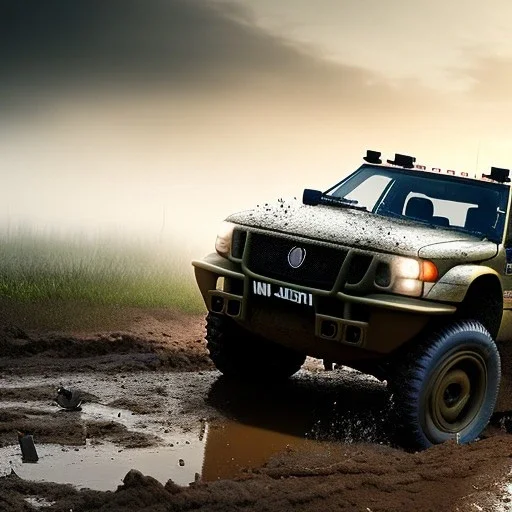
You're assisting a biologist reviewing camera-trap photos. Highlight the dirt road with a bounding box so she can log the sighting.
[1,304,512,511]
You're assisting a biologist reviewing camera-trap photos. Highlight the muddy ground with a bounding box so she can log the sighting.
[1,303,512,511]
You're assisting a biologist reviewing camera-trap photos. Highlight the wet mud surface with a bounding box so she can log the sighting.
[1,305,512,511]
[0,302,212,374]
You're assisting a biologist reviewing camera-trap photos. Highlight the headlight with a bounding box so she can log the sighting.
[390,257,438,297]
[392,278,424,297]
[393,258,421,279]
[215,222,236,257]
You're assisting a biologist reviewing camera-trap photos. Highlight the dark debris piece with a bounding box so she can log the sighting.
[55,387,83,411]
[18,432,38,463]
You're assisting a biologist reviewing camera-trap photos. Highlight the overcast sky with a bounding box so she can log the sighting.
[2,0,512,255]
[241,0,512,90]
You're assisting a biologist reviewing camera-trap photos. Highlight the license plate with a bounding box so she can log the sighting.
[252,280,313,307]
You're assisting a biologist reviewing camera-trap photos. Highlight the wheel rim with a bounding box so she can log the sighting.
[427,351,487,434]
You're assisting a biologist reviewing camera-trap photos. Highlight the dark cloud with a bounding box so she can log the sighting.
[0,0,450,115]
[0,0,350,86]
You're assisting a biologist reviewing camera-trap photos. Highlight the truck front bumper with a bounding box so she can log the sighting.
[192,253,456,356]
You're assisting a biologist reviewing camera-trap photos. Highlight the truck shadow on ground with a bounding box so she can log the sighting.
[206,368,396,447]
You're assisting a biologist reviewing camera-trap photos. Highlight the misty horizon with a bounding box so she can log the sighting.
[3,0,512,258]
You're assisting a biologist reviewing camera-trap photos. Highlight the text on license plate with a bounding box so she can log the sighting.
[252,280,313,306]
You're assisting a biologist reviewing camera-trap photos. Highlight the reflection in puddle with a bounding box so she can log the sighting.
[202,419,318,482]
[206,372,392,445]
[0,420,323,489]
[201,372,392,480]
[0,371,393,490]
[0,435,207,490]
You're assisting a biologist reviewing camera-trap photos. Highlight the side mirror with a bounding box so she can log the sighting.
[302,189,322,205]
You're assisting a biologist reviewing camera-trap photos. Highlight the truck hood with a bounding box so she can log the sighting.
[226,200,498,260]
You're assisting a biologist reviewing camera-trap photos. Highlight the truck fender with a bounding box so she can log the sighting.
[424,265,501,303]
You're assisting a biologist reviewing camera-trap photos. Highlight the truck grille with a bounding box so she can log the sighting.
[246,233,347,290]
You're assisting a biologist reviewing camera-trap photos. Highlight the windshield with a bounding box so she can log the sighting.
[327,165,510,243]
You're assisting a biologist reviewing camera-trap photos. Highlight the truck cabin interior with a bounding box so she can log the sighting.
[374,173,505,239]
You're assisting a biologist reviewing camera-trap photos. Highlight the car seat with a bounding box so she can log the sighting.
[432,216,450,227]
[465,205,496,235]
[405,197,434,221]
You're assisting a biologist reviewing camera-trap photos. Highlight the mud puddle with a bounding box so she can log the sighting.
[0,416,376,491]
[0,399,209,489]
[199,371,394,481]
[201,418,338,482]
[0,436,206,489]
[205,371,394,445]
[0,368,397,491]
[3,368,512,512]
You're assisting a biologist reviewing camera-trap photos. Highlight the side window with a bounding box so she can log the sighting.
[505,211,512,247]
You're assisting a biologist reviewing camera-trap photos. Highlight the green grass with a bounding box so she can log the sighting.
[0,229,205,313]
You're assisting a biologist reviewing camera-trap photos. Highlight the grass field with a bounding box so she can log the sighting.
[0,229,205,313]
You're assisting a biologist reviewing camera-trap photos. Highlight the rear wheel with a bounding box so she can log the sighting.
[205,312,306,381]
[390,321,500,449]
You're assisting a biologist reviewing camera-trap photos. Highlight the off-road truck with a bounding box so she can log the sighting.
[192,150,512,449]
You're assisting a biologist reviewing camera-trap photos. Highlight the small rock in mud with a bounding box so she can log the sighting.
[164,479,182,495]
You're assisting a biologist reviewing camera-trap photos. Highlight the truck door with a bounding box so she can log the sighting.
[497,211,512,341]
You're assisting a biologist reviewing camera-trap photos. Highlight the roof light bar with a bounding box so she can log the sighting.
[483,166,511,184]
[387,153,416,169]
[363,150,382,164]
[362,150,511,185]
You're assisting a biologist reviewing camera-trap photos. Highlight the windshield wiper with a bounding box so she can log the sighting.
[302,189,368,211]
[319,195,368,211]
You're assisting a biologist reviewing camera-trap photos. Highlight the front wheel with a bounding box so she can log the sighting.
[205,312,306,381]
[390,321,501,450]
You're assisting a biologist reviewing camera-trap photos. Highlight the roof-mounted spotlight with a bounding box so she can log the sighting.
[483,166,511,183]
[387,153,416,169]
[363,150,382,164]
